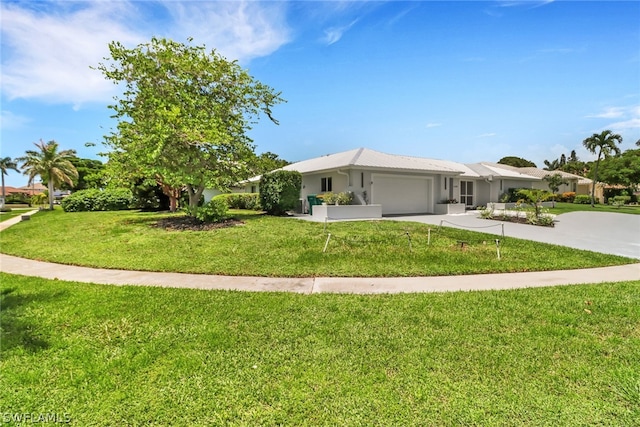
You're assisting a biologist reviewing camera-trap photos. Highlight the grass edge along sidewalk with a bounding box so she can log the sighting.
[1,253,639,294]
[0,209,635,278]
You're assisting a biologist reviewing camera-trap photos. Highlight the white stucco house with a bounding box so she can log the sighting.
[206,148,562,216]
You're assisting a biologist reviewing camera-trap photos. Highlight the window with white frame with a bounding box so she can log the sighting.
[321,177,332,192]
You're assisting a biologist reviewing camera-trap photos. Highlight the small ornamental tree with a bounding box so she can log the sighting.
[517,189,551,221]
[543,173,569,207]
[97,37,284,216]
[260,170,302,216]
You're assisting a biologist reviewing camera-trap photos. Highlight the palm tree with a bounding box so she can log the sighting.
[0,157,20,207]
[582,130,622,207]
[17,140,78,210]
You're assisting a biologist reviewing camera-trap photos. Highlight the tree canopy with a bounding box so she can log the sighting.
[250,151,290,176]
[97,37,285,214]
[596,148,640,187]
[43,157,105,191]
[497,156,537,168]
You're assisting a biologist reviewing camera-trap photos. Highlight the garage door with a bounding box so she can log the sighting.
[372,175,432,215]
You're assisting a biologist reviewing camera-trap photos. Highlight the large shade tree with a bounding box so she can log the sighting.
[0,157,20,206]
[97,37,284,214]
[18,140,78,210]
[596,148,640,187]
[582,130,623,207]
[497,156,537,168]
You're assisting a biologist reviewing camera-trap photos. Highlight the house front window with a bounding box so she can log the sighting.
[460,180,474,206]
[321,177,332,192]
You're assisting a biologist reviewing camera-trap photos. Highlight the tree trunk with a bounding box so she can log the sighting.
[186,184,205,215]
[1,173,5,206]
[156,177,181,213]
[48,179,55,210]
[591,149,602,208]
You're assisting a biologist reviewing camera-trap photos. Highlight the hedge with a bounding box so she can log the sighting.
[61,189,133,212]
[260,170,302,216]
[214,193,261,210]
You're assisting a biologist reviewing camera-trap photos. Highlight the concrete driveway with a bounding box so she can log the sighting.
[386,211,640,260]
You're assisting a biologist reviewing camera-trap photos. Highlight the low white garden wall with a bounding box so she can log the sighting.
[312,204,382,221]
[434,203,466,215]
[489,201,554,210]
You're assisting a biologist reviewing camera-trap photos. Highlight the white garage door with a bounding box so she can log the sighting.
[372,175,432,215]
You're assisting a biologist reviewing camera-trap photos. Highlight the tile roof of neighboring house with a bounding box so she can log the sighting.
[18,182,47,191]
[479,163,585,181]
[3,185,45,195]
[578,177,594,185]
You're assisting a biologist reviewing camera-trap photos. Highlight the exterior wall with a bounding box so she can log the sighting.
[475,180,492,207]
[531,179,577,193]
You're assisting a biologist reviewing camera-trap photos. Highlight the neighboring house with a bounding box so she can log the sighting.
[8,182,48,196]
[481,164,584,194]
[208,148,546,215]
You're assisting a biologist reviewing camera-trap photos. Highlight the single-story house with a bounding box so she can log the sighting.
[207,148,554,215]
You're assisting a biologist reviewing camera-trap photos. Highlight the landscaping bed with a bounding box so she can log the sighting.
[152,215,244,231]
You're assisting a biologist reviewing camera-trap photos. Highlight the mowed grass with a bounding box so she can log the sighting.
[0,209,633,277]
[548,202,640,215]
[1,273,639,425]
[0,208,32,223]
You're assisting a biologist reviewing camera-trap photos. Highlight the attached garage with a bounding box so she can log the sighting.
[371,174,433,215]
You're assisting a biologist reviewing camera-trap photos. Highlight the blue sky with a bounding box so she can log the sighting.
[1,0,639,187]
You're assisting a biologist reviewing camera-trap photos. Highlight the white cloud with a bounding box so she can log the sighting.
[587,105,640,132]
[1,2,143,106]
[0,1,291,106]
[586,107,625,119]
[163,1,290,62]
[607,118,640,132]
[425,122,442,128]
[322,19,359,45]
[0,110,31,131]
[477,132,497,138]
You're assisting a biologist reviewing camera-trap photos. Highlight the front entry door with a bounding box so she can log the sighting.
[460,181,474,206]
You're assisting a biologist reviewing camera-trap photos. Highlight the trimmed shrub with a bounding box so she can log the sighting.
[611,195,631,207]
[5,193,31,204]
[214,193,261,210]
[323,191,353,205]
[260,170,302,216]
[195,198,228,223]
[573,194,595,204]
[61,188,133,212]
[558,192,576,203]
[0,206,12,212]
[499,188,529,203]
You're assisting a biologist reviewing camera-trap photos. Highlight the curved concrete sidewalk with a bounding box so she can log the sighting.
[1,209,639,293]
[1,253,638,294]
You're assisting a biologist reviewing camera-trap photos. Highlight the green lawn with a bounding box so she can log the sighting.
[548,202,640,215]
[1,273,638,425]
[0,208,32,223]
[0,209,634,277]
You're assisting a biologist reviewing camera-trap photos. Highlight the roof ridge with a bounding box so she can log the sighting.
[349,147,366,165]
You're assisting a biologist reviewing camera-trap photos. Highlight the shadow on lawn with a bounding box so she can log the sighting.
[0,287,65,354]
